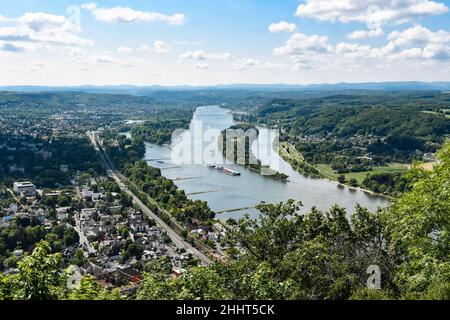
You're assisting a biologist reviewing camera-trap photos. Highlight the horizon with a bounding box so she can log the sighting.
[2,80,450,88]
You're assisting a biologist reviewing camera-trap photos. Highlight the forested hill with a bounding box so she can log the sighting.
[245,91,450,150]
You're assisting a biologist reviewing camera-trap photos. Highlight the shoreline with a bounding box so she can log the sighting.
[277,141,393,200]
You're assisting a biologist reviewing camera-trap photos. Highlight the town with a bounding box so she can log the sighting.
[1,172,229,295]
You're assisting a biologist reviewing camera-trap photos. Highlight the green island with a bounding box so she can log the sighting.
[219,124,289,181]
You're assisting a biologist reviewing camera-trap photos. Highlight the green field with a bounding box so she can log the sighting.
[316,164,409,184]
[421,110,450,119]
[279,142,410,186]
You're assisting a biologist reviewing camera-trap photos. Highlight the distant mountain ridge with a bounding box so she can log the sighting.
[1,81,450,94]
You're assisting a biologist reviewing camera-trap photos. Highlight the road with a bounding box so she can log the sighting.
[73,214,97,255]
[6,188,19,203]
[87,131,212,266]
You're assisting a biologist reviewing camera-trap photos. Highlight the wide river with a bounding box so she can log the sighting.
[143,106,389,220]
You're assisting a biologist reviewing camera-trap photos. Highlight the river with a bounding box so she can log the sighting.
[142,106,389,220]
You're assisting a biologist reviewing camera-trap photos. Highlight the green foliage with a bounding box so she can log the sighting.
[67,275,124,300]
[132,117,191,145]
[10,241,62,300]
[349,288,393,300]
[363,171,410,195]
[382,142,450,297]
[0,135,104,188]
[137,266,229,300]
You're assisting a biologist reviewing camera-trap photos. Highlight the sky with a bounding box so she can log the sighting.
[0,0,450,86]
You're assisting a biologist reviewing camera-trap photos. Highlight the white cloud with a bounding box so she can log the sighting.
[137,44,151,52]
[180,50,233,61]
[269,21,298,33]
[90,52,117,64]
[195,62,209,69]
[0,12,93,51]
[273,33,332,56]
[347,28,384,39]
[154,41,171,54]
[296,0,448,26]
[241,58,260,67]
[68,47,87,57]
[117,46,133,53]
[232,58,287,71]
[385,25,450,60]
[208,52,233,60]
[273,25,450,69]
[180,50,207,60]
[82,3,186,26]
[387,25,450,46]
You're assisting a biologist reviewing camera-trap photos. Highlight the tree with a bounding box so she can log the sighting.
[12,241,62,300]
[337,175,346,184]
[382,141,450,298]
[57,194,71,207]
[63,228,79,247]
[67,275,123,300]
[349,178,358,187]
[137,266,229,300]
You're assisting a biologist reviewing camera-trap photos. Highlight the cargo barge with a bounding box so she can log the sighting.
[206,165,241,176]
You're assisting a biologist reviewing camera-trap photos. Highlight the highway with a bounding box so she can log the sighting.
[87,131,212,266]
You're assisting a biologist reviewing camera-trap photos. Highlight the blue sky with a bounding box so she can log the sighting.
[1,0,450,85]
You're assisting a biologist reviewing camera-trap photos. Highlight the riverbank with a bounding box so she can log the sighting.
[278,141,396,199]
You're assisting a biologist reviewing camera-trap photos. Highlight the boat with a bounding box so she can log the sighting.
[223,168,241,176]
[207,165,240,176]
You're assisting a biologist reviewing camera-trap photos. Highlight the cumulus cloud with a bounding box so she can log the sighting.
[90,52,117,64]
[180,50,207,60]
[232,58,287,71]
[154,41,171,54]
[385,25,450,60]
[81,3,186,26]
[117,46,133,53]
[137,44,151,52]
[273,25,450,69]
[180,50,233,61]
[0,11,93,52]
[347,28,384,39]
[268,21,298,33]
[195,62,209,69]
[241,58,260,67]
[273,33,332,56]
[296,0,448,26]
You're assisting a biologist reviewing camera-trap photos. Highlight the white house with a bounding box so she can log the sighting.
[13,181,36,196]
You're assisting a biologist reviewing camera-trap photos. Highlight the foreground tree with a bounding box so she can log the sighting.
[382,142,450,299]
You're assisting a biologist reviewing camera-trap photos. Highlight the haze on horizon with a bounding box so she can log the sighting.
[1,0,450,86]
